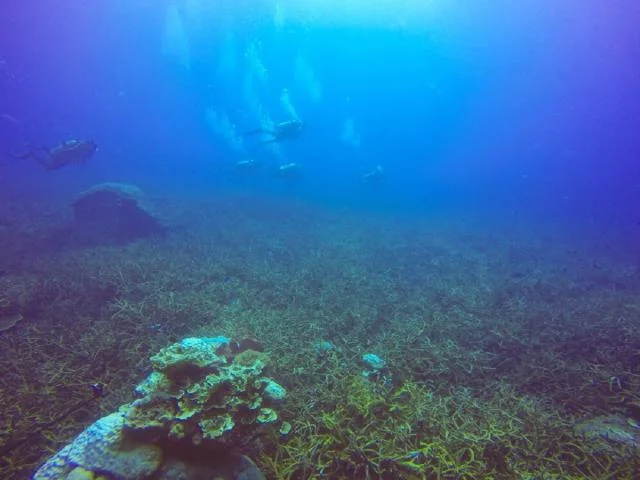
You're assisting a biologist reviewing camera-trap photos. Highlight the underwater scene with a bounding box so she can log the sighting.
[1,0,640,479]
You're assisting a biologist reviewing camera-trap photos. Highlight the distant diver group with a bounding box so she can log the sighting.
[8,119,384,184]
[241,118,384,184]
[245,119,305,145]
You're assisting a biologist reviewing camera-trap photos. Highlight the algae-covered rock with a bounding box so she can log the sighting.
[65,467,94,480]
[135,371,171,397]
[233,349,269,369]
[33,412,162,480]
[123,394,178,439]
[256,408,278,424]
[199,414,235,440]
[71,182,165,244]
[33,335,280,480]
[279,421,292,436]
[260,378,287,402]
[127,336,286,448]
[150,336,230,376]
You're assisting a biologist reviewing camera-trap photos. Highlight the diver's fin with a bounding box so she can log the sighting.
[9,144,46,159]
[9,143,36,159]
[9,149,32,159]
[27,147,53,169]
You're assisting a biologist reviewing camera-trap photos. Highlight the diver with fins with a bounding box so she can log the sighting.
[233,158,263,172]
[12,138,97,170]
[245,119,305,145]
[361,165,384,184]
[273,162,301,179]
[232,156,301,180]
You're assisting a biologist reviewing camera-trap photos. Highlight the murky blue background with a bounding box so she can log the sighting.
[1,0,639,231]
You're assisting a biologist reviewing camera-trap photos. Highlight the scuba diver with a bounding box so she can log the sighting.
[273,162,301,179]
[361,165,384,184]
[246,119,305,145]
[12,138,97,170]
[234,158,263,172]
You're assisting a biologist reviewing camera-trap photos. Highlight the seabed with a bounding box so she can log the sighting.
[1,193,639,479]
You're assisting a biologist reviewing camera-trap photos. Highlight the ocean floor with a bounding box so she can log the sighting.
[1,192,640,479]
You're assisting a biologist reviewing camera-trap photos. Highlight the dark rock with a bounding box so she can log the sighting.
[71,182,165,244]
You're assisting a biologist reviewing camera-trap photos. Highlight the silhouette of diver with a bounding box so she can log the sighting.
[361,165,384,184]
[246,119,305,145]
[273,162,301,179]
[12,139,97,170]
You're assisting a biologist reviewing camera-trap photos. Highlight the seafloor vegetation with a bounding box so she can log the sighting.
[1,192,640,479]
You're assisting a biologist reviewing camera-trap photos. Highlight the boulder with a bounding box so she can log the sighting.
[71,182,165,243]
[32,412,163,480]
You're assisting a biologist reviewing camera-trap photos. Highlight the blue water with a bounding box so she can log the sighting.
[1,0,639,229]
